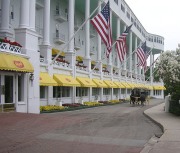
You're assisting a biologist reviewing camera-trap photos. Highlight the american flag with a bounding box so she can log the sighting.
[116,24,132,62]
[136,41,147,70]
[91,1,112,58]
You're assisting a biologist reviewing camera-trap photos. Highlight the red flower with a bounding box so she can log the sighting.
[0,37,22,47]
[3,37,11,43]
[10,41,22,47]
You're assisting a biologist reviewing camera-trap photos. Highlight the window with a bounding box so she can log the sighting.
[127,89,131,94]
[126,12,130,19]
[137,24,139,30]
[114,0,118,5]
[131,17,134,23]
[113,88,118,95]
[121,4,125,13]
[55,5,59,15]
[154,37,157,42]
[76,87,88,97]
[53,86,70,98]
[55,23,60,37]
[103,88,110,95]
[92,88,99,96]
[40,86,46,99]
[121,89,125,94]
[10,5,14,19]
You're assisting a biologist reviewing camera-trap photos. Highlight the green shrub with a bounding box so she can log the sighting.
[169,99,180,116]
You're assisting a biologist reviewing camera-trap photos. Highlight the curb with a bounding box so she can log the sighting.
[140,135,159,153]
[143,111,165,132]
[140,111,165,153]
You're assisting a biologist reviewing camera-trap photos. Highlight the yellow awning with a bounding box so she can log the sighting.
[134,83,140,88]
[136,84,142,88]
[91,61,96,65]
[92,79,108,88]
[102,64,107,68]
[0,53,34,73]
[121,82,132,89]
[76,77,97,87]
[139,84,146,89]
[52,48,65,56]
[53,74,81,87]
[40,73,57,86]
[104,80,118,88]
[163,86,166,90]
[153,85,166,90]
[147,85,154,90]
[113,82,126,88]
[127,83,135,89]
[76,56,83,62]
[153,86,161,90]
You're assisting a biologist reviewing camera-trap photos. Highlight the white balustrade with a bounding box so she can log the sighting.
[0,42,22,54]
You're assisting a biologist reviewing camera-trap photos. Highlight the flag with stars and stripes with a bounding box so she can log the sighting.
[136,41,147,70]
[116,24,132,62]
[91,1,112,58]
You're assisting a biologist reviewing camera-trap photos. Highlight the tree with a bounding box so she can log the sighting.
[155,48,180,115]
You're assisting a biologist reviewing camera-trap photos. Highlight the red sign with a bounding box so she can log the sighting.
[85,80,90,84]
[14,61,24,68]
[65,78,71,82]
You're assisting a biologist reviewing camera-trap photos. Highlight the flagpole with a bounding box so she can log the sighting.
[50,0,105,65]
[145,67,158,81]
[92,24,133,72]
[141,46,154,70]
[144,56,159,74]
[113,42,142,73]
[91,38,119,71]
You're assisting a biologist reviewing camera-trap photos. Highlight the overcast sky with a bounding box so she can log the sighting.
[125,0,180,51]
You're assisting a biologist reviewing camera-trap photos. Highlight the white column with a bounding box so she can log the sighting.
[150,51,153,84]
[117,17,121,78]
[19,0,30,28]
[129,31,132,78]
[116,18,120,68]
[97,0,102,76]
[142,66,144,81]
[123,25,126,70]
[150,51,153,96]
[1,0,10,31]
[29,0,36,30]
[134,36,137,75]
[42,0,50,45]
[97,1,103,101]
[85,0,90,58]
[68,0,75,52]
[97,1,101,61]
[108,10,112,65]
[67,0,76,104]
[137,41,141,79]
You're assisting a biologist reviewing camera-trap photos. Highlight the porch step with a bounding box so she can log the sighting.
[0,104,15,112]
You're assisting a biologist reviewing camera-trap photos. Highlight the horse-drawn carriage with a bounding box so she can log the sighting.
[130,88,148,106]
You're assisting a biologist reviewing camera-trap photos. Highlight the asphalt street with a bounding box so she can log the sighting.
[0,99,163,153]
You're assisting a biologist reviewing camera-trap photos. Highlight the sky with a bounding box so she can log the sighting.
[125,0,180,51]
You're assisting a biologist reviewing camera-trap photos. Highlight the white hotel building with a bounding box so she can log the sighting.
[0,0,165,114]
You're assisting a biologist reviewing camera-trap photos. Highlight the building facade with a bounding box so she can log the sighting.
[0,0,165,114]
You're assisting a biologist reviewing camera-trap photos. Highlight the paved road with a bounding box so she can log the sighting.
[0,99,163,153]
